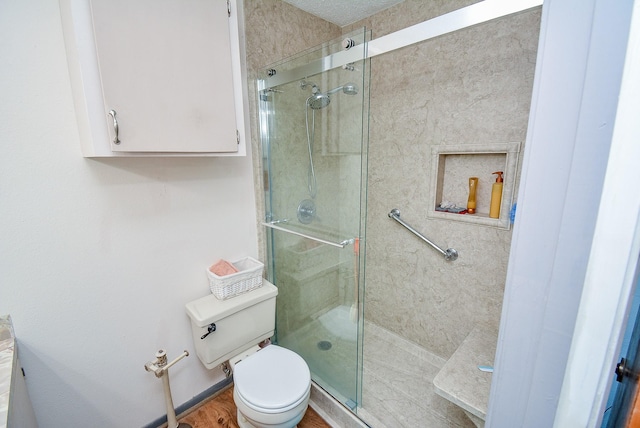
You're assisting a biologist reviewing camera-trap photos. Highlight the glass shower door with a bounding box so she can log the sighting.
[258,29,370,409]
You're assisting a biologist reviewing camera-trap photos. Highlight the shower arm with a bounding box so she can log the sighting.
[388,209,458,261]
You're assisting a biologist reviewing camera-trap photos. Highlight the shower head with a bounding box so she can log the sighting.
[327,82,359,96]
[306,82,359,110]
[307,93,331,110]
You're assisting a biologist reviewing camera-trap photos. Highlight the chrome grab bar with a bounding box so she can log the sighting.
[262,220,355,249]
[388,209,458,261]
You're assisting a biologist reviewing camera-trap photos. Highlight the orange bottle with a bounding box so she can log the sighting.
[467,177,478,214]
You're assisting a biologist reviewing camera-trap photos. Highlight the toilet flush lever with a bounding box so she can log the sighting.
[201,323,216,340]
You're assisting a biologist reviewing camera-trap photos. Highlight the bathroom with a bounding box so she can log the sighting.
[0,0,637,427]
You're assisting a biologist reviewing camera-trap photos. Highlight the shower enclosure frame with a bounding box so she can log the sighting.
[255,0,543,423]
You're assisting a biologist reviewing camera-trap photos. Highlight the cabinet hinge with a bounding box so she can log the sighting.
[236,130,240,144]
[227,0,231,17]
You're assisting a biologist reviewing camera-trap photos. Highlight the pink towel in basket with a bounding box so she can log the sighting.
[209,259,239,277]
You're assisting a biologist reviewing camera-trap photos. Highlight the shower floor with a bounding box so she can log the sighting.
[279,305,474,428]
[360,322,474,428]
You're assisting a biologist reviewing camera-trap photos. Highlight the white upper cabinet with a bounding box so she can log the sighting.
[59,0,248,157]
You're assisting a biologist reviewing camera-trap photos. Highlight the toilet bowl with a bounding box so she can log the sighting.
[185,280,311,428]
[232,345,311,428]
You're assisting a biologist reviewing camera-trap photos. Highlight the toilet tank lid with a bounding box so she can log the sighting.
[185,280,277,327]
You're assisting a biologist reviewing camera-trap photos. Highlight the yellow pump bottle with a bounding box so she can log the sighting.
[489,171,504,219]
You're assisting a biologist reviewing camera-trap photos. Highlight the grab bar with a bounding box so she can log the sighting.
[262,221,355,249]
[388,209,458,261]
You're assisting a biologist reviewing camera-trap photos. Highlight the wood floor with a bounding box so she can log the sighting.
[178,386,330,428]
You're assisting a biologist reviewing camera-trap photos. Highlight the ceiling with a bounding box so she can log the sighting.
[283,0,406,27]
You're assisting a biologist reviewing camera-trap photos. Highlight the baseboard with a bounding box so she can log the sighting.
[142,376,233,428]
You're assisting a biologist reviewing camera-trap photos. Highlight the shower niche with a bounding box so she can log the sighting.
[428,143,521,229]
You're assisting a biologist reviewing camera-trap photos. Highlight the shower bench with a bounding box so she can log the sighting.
[433,326,499,428]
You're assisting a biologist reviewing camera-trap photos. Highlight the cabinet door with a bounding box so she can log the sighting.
[90,0,238,153]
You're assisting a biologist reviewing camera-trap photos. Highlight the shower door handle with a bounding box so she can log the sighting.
[262,221,355,249]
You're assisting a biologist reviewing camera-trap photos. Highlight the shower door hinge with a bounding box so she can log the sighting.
[227,0,231,17]
[236,130,240,145]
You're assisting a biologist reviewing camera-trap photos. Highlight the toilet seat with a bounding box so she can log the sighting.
[233,345,311,414]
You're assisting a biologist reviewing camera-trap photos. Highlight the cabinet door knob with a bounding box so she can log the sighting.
[108,110,121,145]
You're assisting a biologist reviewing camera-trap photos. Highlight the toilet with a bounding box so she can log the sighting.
[185,280,311,428]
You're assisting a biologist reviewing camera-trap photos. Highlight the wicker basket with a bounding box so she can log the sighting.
[207,257,264,300]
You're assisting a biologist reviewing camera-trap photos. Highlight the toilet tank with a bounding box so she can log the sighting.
[186,280,278,369]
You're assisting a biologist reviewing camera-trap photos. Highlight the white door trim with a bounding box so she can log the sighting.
[554,1,640,425]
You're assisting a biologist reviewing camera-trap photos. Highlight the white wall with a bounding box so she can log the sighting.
[0,1,258,427]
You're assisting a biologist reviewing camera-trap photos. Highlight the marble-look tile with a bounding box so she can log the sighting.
[0,315,15,428]
[343,0,483,38]
[243,1,341,79]
[362,322,473,428]
[243,0,342,264]
[276,308,481,427]
[363,371,471,428]
[362,6,541,358]
[365,322,447,369]
[433,326,499,421]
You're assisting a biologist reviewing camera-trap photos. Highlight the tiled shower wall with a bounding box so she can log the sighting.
[348,2,541,359]
[243,0,340,263]
[243,3,358,330]
[245,1,541,360]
